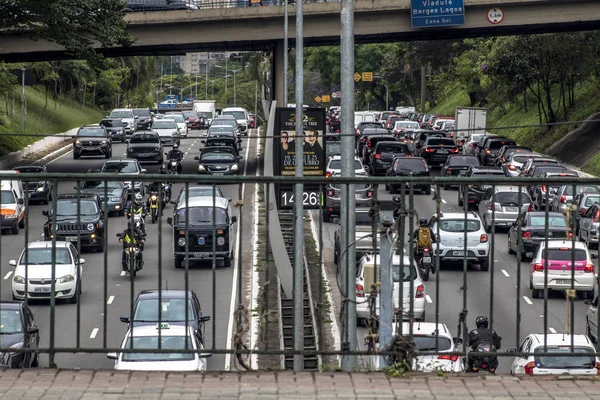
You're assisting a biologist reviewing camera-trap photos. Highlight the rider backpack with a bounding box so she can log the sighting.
[417,227,432,248]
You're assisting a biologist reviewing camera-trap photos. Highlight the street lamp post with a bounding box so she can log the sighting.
[205,52,210,99]
[169,56,173,96]
[230,69,241,107]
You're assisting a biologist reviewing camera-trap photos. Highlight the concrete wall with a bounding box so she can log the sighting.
[0,129,75,169]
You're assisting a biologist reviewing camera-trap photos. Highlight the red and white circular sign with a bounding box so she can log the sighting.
[487,8,504,24]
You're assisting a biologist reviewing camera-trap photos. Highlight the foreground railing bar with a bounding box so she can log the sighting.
[543,184,550,352]
[490,184,496,330]
[211,184,217,352]
[408,184,415,340]
[184,182,190,351]
[434,184,441,352]
[49,181,58,368]
[158,182,164,350]
[265,182,271,350]
[516,185,523,353]
[103,181,109,350]
[396,182,406,340]
[569,184,576,350]
[76,181,82,350]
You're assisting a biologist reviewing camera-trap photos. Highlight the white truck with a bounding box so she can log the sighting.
[193,100,216,127]
[454,107,487,146]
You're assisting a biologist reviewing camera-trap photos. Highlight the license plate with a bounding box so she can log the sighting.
[453,251,465,256]
[28,193,32,198]
[150,205,158,209]
[556,279,571,284]
[193,252,205,258]
[34,287,51,293]
[65,236,78,241]
[213,173,224,176]
[505,207,518,212]
[438,150,448,154]
[422,256,431,263]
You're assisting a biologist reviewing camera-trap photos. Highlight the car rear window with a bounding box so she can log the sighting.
[565,185,600,196]
[472,170,505,176]
[493,191,531,206]
[534,346,595,369]
[397,159,428,171]
[130,135,159,143]
[438,219,480,232]
[532,166,567,177]
[328,160,363,170]
[529,216,566,227]
[411,336,452,351]
[378,144,408,153]
[542,249,587,261]
[392,263,418,283]
[448,156,479,167]
[585,196,600,207]
[427,138,455,146]
[513,155,537,163]
[489,140,516,150]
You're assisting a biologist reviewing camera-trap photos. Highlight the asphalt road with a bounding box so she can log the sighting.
[0,130,258,370]
[317,169,596,373]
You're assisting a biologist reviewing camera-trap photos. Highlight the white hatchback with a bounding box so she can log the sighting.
[510,333,599,375]
[326,155,367,178]
[430,212,490,271]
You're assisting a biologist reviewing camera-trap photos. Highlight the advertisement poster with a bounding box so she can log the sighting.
[274,107,326,176]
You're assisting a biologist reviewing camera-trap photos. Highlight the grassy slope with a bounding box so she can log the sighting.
[0,86,104,155]
[428,81,600,175]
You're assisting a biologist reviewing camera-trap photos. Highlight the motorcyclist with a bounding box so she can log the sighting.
[467,315,502,371]
[412,217,437,271]
[119,221,145,272]
[166,144,183,174]
[146,165,169,208]
[127,193,148,234]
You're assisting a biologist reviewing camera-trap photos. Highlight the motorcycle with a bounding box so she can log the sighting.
[469,342,498,373]
[126,208,147,235]
[166,156,182,174]
[116,233,144,277]
[148,192,160,223]
[162,182,172,203]
[416,247,433,282]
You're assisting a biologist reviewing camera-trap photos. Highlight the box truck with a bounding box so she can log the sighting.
[454,107,487,146]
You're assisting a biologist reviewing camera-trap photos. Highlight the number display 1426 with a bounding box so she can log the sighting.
[279,189,322,209]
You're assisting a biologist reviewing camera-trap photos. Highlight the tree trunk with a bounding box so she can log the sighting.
[523,89,527,113]
[44,85,48,109]
[54,79,58,109]
[82,82,87,106]
[544,81,556,124]
[560,82,568,120]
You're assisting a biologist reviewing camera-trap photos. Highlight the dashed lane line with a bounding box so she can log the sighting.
[3,271,12,280]
[501,269,510,277]
[549,327,557,333]
[89,328,99,339]
[441,199,447,204]
[107,295,115,305]
[523,296,533,305]
[120,271,126,277]
[425,295,433,304]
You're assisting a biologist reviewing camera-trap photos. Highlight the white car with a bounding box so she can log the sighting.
[151,119,180,146]
[356,254,426,323]
[429,212,490,271]
[109,108,136,135]
[509,333,598,375]
[391,322,464,373]
[163,114,188,138]
[10,241,84,303]
[108,323,209,371]
[529,239,596,299]
[326,155,368,178]
[503,153,543,177]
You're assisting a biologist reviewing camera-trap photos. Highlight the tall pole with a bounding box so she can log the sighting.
[211,80,215,99]
[20,67,25,134]
[233,71,237,107]
[340,0,357,371]
[254,79,258,118]
[293,0,304,372]
[225,56,229,106]
[170,56,173,96]
[420,65,426,113]
[283,0,289,106]
[205,52,210,99]
[160,59,164,94]
[378,211,394,369]
[386,84,389,111]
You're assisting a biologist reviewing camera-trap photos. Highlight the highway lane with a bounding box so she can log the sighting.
[0,130,257,370]
[319,170,595,373]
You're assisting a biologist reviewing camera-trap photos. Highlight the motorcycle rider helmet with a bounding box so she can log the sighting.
[134,193,143,203]
[159,164,167,174]
[475,314,489,329]
[173,143,179,150]
[419,217,428,227]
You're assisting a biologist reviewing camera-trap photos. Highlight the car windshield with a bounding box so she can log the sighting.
[222,111,246,120]
[55,199,98,216]
[329,160,362,170]
[0,190,15,204]
[164,115,184,123]
[110,111,133,119]
[133,299,196,322]
[101,119,123,128]
[565,185,600,196]
[533,167,567,177]
[397,159,427,171]
[180,187,224,200]
[392,263,417,282]
[130,135,159,144]
[534,346,595,369]
[360,123,382,130]
[448,156,479,166]
[201,153,235,162]
[489,140,516,150]
[411,335,452,351]
[0,309,22,334]
[379,144,408,153]
[438,219,481,233]
[78,128,105,137]
[121,336,194,361]
[152,121,177,129]
[82,180,122,190]
[198,112,212,119]
[103,162,137,173]
[175,206,228,224]
[529,216,566,227]
[542,248,587,261]
[493,192,531,206]
[469,134,484,142]
[427,139,454,146]
[585,196,600,207]
[19,248,71,265]
[133,109,151,117]
[182,111,197,118]
[213,120,237,128]
[396,121,419,129]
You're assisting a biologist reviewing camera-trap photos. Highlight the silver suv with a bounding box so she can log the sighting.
[477,185,532,232]
[551,184,600,214]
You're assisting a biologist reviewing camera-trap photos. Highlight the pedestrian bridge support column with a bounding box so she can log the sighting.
[273,40,286,108]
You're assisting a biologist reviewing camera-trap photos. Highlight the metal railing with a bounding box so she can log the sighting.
[123,0,338,13]
[0,171,598,373]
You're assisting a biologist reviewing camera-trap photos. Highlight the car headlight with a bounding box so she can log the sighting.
[101,140,107,145]
[35,186,45,192]
[13,275,25,284]
[150,195,157,201]
[198,165,205,172]
[178,238,186,247]
[172,131,179,136]
[231,164,239,171]
[75,140,81,145]
[117,130,123,134]
[109,197,121,202]
[86,223,94,231]
[4,212,17,219]
[217,237,225,246]
[155,147,160,151]
[60,274,74,283]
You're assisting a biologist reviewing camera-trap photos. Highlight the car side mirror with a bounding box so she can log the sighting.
[506,348,517,354]
[452,337,463,345]
[141,169,147,173]
[42,210,48,216]
[17,198,23,205]
[231,216,237,224]
[585,299,593,305]
[592,254,599,260]
[201,140,206,144]
[199,315,211,323]
[194,156,200,161]
[79,258,85,265]
[119,316,130,323]
[107,352,118,360]
[167,217,173,225]
[169,200,177,205]
[9,260,16,267]
[28,326,39,334]
[227,197,232,202]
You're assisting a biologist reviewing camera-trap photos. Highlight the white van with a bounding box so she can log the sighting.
[0,171,25,234]
[221,107,249,135]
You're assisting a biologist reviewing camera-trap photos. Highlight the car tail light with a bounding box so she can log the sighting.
[568,231,574,238]
[416,284,424,298]
[541,185,547,193]
[403,138,408,143]
[580,208,587,215]
[594,210,600,223]
[450,132,454,138]
[423,248,430,253]
[438,354,459,362]
[356,284,365,297]
[480,234,488,243]
[488,202,494,210]
[450,148,459,153]
[326,172,331,178]
[595,362,600,374]
[425,148,435,153]
[367,142,372,147]
[445,168,452,176]
[533,263,544,272]
[326,189,334,197]
[508,165,517,171]
[522,231,532,238]
[366,190,374,198]
[560,195,567,203]
[501,157,506,162]
[375,154,381,159]
[355,129,360,134]
[524,361,536,375]
[361,137,367,143]
[585,264,595,273]
[486,149,491,154]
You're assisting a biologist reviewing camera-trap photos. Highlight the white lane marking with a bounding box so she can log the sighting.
[549,327,557,334]
[185,152,188,155]
[523,296,533,305]
[425,295,433,304]
[250,128,262,370]
[224,127,253,371]
[120,271,126,277]
[40,234,44,237]
[122,153,126,156]
[441,199,447,204]
[3,271,12,280]
[89,328,99,339]
[107,295,115,305]
[501,269,510,277]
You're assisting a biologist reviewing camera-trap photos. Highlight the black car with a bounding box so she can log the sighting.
[458,166,506,209]
[356,128,389,156]
[369,141,410,175]
[79,180,129,217]
[99,119,126,143]
[13,165,51,205]
[355,121,384,140]
[412,130,449,154]
[362,134,396,166]
[133,108,153,130]
[206,127,241,151]
[385,156,431,194]
[508,211,569,259]
[127,131,164,164]
[324,182,374,222]
[0,301,40,368]
[73,125,112,160]
[194,151,241,175]
[531,171,578,211]
[119,289,211,346]
[440,155,480,189]
[202,136,241,158]
[418,137,459,166]
[493,145,532,166]
[42,194,105,252]
[478,137,516,166]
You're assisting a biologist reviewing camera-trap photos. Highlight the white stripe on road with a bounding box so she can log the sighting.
[120,271,126,277]
[441,199,447,204]
[501,269,510,277]
[107,295,115,305]
[549,327,557,334]
[3,271,12,280]
[523,296,533,305]
[425,295,433,304]
[89,328,99,339]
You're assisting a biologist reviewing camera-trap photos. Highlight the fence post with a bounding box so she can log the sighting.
[379,210,395,369]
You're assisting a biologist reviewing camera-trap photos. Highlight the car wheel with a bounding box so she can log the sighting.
[587,318,597,343]
[334,249,338,265]
[73,152,80,160]
[174,257,183,269]
[484,218,491,233]
[18,218,25,229]
[531,287,541,299]
[30,352,39,368]
[96,237,105,253]
[458,194,463,207]
[11,224,18,235]
[480,258,490,272]
[586,290,595,300]
[389,185,396,194]
[224,255,232,268]
[69,285,80,304]
[508,236,516,254]
[322,210,331,223]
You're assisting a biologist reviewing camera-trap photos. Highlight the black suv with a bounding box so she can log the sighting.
[458,166,506,210]
[42,194,105,252]
[13,165,52,205]
[478,137,516,166]
[99,119,126,143]
[385,156,431,194]
[73,125,112,160]
[133,108,153,130]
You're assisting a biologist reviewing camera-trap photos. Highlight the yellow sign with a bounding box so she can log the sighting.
[321,95,331,102]
[314,96,322,103]
[354,72,361,82]
[362,72,373,82]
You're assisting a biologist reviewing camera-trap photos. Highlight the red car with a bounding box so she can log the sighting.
[182,111,202,130]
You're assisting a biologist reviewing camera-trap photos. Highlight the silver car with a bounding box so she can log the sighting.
[578,202,600,248]
[109,108,136,135]
[100,159,146,196]
[503,153,544,177]
[462,133,486,156]
[151,119,180,146]
[551,184,600,214]
[478,185,532,231]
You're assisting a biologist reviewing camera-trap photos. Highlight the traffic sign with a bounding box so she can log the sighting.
[321,95,331,102]
[354,72,361,82]
[362,72,373,82]
[315,96,322,103]
[332,91,341,99]
[410,0,465,28]
[331,92,337,99]
[487,8,504,24]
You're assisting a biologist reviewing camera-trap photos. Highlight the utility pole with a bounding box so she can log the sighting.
[205,52,210,99]
[231,69,241,107]
[340,0,357,371]
[225,56,229,105]
[20,67,25,134]
[283,0,289,106]
[170,56,173,96]
[379,211,394,369]
[420,65,426,113]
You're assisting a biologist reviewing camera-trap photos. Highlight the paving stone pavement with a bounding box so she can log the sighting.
[1,370,600,399]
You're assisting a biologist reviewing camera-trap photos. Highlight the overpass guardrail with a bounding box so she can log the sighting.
[123,0,339,12]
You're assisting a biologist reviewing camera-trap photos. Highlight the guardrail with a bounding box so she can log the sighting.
[123,0,337,12]
[0,172,598,373]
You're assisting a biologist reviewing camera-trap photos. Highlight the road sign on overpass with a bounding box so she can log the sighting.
[411,0,465,28]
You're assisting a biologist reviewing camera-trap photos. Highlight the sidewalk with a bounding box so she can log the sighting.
[1,370,599,399]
